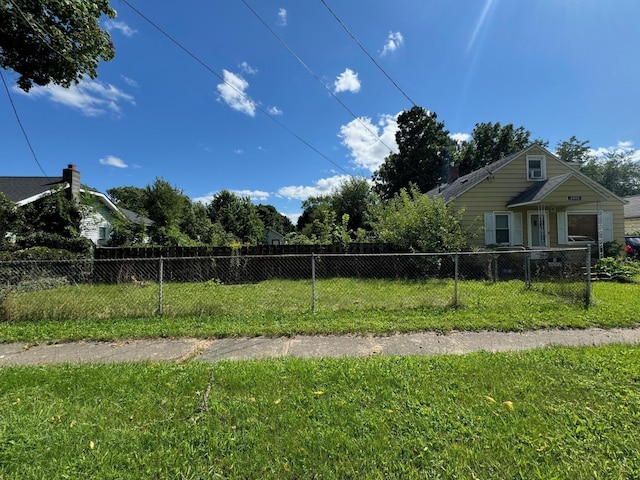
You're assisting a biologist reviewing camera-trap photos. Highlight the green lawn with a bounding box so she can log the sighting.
[1,344,639,478]
[0,278,638,343]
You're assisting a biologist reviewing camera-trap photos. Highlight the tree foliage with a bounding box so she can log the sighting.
[296,177,375,243]
[256,204,295,235]
[374,106,453,199]
[579,150,640,197]
[206,190,264,244]
[368,186,468,253]
[0,0,116,92]
[456,122,532,176]
[555,136,592,165]
[0,192,20,245]
[107,186,147,215]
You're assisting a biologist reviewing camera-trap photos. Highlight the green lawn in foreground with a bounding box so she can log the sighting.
[0,279,638,343]
[1,344,639,478]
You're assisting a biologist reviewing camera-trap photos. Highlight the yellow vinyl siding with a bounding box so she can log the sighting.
[447,147,625,248]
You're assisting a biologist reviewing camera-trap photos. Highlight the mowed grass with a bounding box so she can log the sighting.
[1,344,639,478]
[0,278,639,343]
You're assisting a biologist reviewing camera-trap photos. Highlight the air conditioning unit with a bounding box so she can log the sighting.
[529,169,542,179]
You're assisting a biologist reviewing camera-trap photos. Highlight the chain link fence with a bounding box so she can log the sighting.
[0,248,591,322]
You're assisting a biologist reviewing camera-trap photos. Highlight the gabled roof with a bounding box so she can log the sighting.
[0,174,153,225]
[0,176,65,205]
[429,144,625,205]
[427,146,535,202]
[506,173,573,207]
[625,195,640,219]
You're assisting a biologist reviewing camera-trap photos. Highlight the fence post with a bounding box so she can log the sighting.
[311,253,316,312]
[158,256,164,316]
[585,245,591,308]
[453,253,459,306]
[525,253,531,288]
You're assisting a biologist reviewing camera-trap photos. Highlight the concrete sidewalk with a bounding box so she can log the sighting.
[2,327,640,366]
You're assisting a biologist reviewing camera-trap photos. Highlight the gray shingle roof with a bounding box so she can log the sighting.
[506,173,573,207]
[624,195,640,219]
[427,148,525,202]
[0,176,64,203]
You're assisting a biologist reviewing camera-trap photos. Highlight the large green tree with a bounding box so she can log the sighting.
[555,136,592,165]
[256,204,295,235]
[106,186,148,215]
[0,0,116,92]
[329,177,374,233]
[373,106,453,199]
[456,122,532,176]
[206,190,264,244]
[579,150,640,197]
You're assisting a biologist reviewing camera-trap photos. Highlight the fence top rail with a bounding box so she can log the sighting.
[0,247,588,265]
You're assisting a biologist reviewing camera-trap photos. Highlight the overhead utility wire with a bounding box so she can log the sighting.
[1,70,49,178]
[119,0,350,175]
[319,0,417,107]
[241,0,397,155]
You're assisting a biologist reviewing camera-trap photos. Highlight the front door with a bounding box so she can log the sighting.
[529,212,548,248]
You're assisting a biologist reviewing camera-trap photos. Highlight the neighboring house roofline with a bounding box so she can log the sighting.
[624,195,640,219]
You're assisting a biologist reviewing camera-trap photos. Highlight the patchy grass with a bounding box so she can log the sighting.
[0,279,638,343]
[1,345,639,478]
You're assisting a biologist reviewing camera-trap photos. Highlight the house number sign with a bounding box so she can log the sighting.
[567,196,582,201]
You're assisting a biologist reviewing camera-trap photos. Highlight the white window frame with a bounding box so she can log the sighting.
[98,226,108,240]
[526,155,546,181]
[557,210,613,244]
[484,211,523,246]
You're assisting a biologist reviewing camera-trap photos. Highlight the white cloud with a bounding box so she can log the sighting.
[193,189,270,205]
[334,68,361,94]
[104,19,137,37]
[121,75,139,87]
[283,212,301,225]
[268,106,283,116]
[99,155,128,168]
[450,132,471,144]
[590,141,640,162]
[339,114,399,172]
[234,149,244,154]
[14,79,135,116]
[216,70,256,117]
[239,61,258,75]
[277,8,287,26]
[381,31,404,56]
[232,189,270,201]
[278,175,352,201]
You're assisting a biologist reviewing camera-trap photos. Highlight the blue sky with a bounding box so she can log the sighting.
[2,0,640,223]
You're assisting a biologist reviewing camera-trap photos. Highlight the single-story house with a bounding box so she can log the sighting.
[0,164,152,246]
[428,144,626,257]
[624,195,640,232]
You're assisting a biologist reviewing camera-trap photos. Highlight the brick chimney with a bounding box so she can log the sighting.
[447,164,459,184]
[62,164,80,203]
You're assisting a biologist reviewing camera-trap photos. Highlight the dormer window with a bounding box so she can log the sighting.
[527,155,547,182]
[527,155,546,181]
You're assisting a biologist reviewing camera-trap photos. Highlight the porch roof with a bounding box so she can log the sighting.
[507,173,607,208]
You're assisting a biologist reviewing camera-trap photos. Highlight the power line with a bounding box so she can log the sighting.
[1,70,50,179]
[119,0,351,176]
[319,0,417,107]
[241,0,397,155]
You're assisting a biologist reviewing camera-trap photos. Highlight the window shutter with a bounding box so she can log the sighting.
[512,212,523,245]
[484,212,494,245]
[557,212,567,245]
[602,211,613,242]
